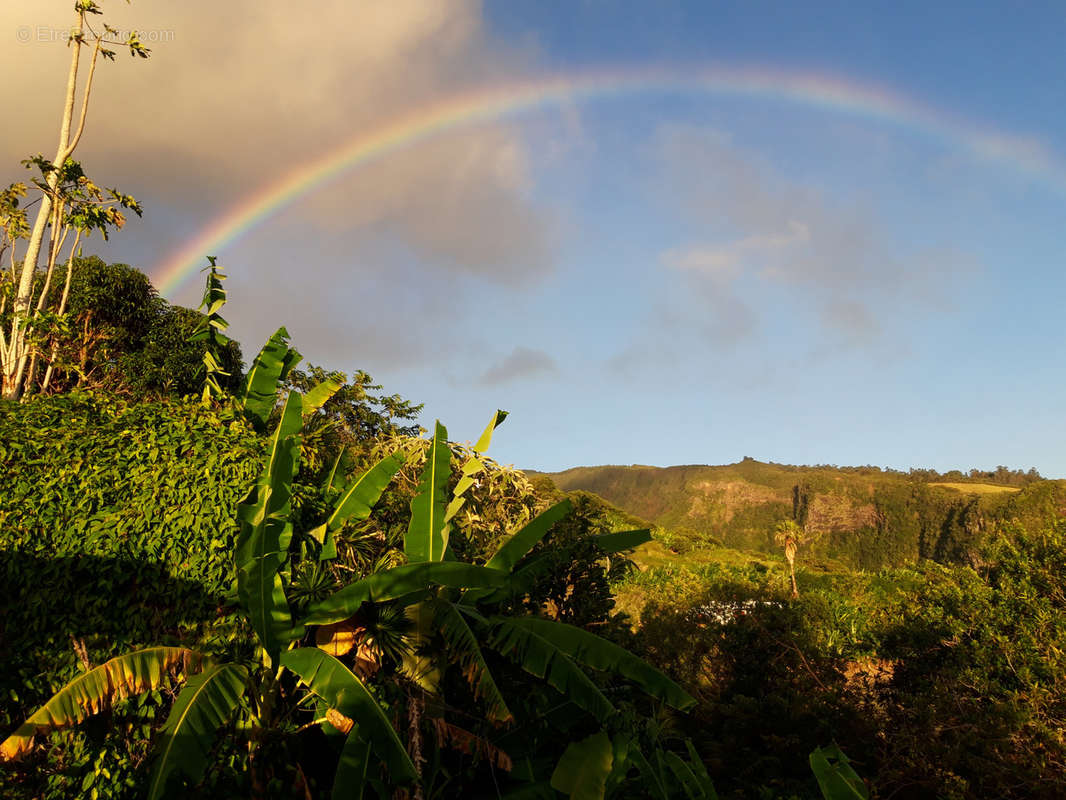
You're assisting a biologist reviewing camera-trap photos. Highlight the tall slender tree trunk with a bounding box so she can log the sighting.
[785,538,799,599]
[3,10,84,399]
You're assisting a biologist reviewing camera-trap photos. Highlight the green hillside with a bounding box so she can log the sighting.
[538,460,1066,570]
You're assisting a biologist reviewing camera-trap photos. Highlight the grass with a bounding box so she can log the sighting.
[628,538,776,571]
[614,539,785,621]
[929,482,1021,495]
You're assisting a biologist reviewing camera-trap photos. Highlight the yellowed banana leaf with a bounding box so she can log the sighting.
[1,646,200,760]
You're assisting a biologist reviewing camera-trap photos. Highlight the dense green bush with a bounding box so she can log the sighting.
[5,257,245,399]
[615,520,1066,800]
[871,524,1066,799]
[0,393,262,797]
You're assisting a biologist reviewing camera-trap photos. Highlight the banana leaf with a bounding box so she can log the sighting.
[146,663,248,800]
[461,499,573,606]
[684,740,717,799]
[0,647,200,761]
[237,552,300,667]
[303,562,508,626]
[406,422,450,563]
[551,731,613,800]
[444,410,508,530]
[485,499,573,575]
[234,391,303,663]
[322,448,354,496]
[332,728,372,800]
[485,527,647,605]
[629,749,669,800]
[434,599,512,722]
[490,617,695,712]
[303,376,343,417]
[240,326,301,431]
[315,450,406,560]
[604,734,633,795]
[234,391,303,567]
[810,744,868,800]
[281,648,416,782]
[489,618,615,722]
[664,751,705,799]
[592,529,651,553]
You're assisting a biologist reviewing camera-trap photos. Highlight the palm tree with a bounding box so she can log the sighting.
[774,519,804,599]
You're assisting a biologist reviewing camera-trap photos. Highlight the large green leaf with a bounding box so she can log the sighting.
[329,451,406,529]
[303,376,343,417]
[487,527,646,604]
[461,499,573,605]
[551,731,613,800]
[234,390,303,567]
[406,422,450,563]
[604,734,633,795]
[474,409,508,453]
[434,600,512,722]
[237,553,299,666]
[629,749,669,800]
[146,663,248,800]
[234,391,303,664]
[303,562,508,626]
[489,618,614,722]
[322,448,354,496]
[664,750,707,800]
[810,745,868,800]
[0,647,199,761]
[444,410,508,529]
[332,729,372,800]
[485,499,573,574]
[684,740,717,799]
[491,617,695,712]
[592,529,651,553]
[316,450,406,560]
[240,326,301,431]
[281,648,416,782]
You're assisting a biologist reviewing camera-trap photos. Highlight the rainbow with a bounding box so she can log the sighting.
[152,65,1065,296]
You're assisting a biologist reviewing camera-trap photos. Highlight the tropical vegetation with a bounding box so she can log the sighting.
[3,4,1063,799]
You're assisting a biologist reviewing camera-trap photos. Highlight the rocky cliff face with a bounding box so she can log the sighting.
[541,461,1066,570]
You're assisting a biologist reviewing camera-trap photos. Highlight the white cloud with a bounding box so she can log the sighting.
[662,220,811,279]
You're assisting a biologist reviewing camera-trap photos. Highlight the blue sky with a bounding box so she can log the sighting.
[4,1,1066,475]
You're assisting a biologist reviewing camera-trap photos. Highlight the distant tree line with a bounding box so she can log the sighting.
[745,456,1043,486]
[906,464,1043,486]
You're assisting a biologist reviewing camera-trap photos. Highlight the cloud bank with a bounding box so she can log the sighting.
[0,1,557,365]
[650,124,969,348]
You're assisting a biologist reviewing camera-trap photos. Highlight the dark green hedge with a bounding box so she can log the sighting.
[0,393,263,795]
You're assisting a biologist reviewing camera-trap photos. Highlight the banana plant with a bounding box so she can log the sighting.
[189,256,233,405]
[299,415,697,793]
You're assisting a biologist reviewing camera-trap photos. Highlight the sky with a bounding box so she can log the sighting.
[3,1,1066,475]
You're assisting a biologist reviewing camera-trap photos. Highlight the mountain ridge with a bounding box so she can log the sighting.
[531,459,1064,570]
